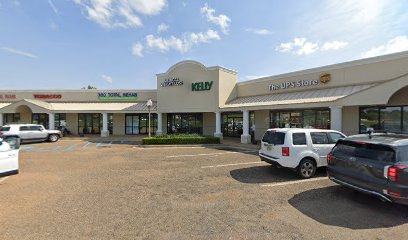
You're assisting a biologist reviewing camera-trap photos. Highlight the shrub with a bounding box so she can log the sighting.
[142,134,220,145]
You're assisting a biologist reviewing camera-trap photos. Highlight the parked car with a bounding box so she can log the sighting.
[259,128,346,178]
[0,135,20,177]
[0,124,62,143]
[327,133,408,205]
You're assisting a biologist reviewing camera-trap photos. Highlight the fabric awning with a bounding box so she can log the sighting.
[223,84,375,108]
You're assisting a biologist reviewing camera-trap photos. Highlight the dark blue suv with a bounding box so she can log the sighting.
[327,133,408,205]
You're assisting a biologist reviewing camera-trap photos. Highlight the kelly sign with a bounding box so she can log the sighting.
[192,81,213,91]
[98,92,138,100]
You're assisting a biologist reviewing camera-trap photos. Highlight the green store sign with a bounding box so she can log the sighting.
[192,81,213,91]
[98,92,138,100]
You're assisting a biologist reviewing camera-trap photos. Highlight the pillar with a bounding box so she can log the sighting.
[48,112,55,130]
[156,112,163,136]
[330,106,343,132]
[214,111,223,139]
[101,112,109,137]
[0,113,3,126]
[241,110,251,144]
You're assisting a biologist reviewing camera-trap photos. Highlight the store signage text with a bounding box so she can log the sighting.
[0,94,16,99]
[192,81,213,91]
[161,78,183,87]
[269,80,319,91]
[98,92,138,100]
[34,94,62,99]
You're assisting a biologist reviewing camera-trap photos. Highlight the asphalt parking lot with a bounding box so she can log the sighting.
[1,140,408,239]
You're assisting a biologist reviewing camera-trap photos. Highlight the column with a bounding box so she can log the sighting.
[156,112,163,136]
[0,113,3,126]
[241,110,251,144]
[101,112,109,137]
[214,111,223,139]
[48,112,55,130]
[330,106,343,132]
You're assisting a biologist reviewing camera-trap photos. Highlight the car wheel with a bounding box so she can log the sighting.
[297,158,316,179]
[48,134,59,142]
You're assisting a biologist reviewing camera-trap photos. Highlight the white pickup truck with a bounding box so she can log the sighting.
[0,136,20,177]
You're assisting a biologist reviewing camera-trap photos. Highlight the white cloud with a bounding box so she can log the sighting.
[361,36,408,58]
[276,37,348,56]
[47,0,59,15]
[101,74,113,84]
[132,42,144,57]
[1,47,37,58]
[321,41,349,51]
[12,0,20,7]
[73,0,167,29]
[200,3,230,34]
[157,23,169,33]
[245,28,272,35]
[145,29,220,53]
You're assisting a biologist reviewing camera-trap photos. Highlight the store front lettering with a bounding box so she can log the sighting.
[192,81,213,91]
[269,80,319,91]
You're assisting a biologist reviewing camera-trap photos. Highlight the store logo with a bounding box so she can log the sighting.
[319,73,331,83]
[269,80,319,91]
[0,94,16,99]
[192,81,213,91]
[34,94,62,99]
[98,92,138,100]
[161,78,183,87]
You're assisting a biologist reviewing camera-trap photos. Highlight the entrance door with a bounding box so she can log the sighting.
[222,113,243,137]
[78,113,101,134]
[32,113,49,129]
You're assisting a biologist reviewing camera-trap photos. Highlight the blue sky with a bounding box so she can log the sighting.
[1,0,408,90]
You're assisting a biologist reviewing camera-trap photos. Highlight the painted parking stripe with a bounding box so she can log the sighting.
[260,177,328,187]
[166,151,254,158]
[61,144,78,152]
[201,161,265,168]
[136,146,206,150]
[0,176,9,184]
[82,142,93,149]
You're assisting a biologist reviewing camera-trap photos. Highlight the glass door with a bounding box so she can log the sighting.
[132,115,139,135]
[78,113,101,134]
[222,112,243,137]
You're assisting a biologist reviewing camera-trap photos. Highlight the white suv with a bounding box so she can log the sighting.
[0,124,62,143]
[0,136,20,177]
[259,128,346,178]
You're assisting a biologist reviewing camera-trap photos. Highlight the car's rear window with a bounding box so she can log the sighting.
[0,127,10,131]
[262,131,285,145]
[332,140,395,162]
[292,133,307,145]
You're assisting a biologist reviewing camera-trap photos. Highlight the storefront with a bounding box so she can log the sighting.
[1,51,408,143]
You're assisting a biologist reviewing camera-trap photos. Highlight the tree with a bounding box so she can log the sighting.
[81,85,97,89]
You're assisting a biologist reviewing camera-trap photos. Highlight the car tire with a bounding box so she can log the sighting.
[297,158,316,179]
[48,134,59,142]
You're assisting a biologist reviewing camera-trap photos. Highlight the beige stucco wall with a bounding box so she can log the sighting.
[0,90,156,103]
[342,106,359,136]
[66,113,78,135]
[237,52,408,99]
[254,110,270,140]
[388,86,408,105]
[113,113,125,135]
[218,70,237,107]
[19,106,31,123]
[203,112,215,136]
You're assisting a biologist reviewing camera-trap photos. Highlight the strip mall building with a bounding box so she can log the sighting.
[1,51,408,143]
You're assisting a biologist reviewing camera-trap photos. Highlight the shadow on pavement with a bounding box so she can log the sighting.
[288,185,408,229]
[229,165,327,184]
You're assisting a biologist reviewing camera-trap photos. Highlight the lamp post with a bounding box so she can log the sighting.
[146,99,153,137]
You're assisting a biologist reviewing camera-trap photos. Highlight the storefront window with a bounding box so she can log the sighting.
[78,113,101,134]
[55,113,66,129]
[125,113,157,135]
[3,113,20,125]
[168,113,202,134]
[270,109,330,129]
[32,113,49,129]
[360,106,407,134]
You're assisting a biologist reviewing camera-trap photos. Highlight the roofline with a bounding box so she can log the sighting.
[156,60,237,77]
[238,50,408,86]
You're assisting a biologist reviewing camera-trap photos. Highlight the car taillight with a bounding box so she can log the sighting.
[282,147,290,156]
[0,132,3,135]
[327,152,332,163]
[387,166,407,182]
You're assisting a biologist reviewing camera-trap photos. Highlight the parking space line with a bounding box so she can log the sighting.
[61,144,78,152]
[0,176,9,184]
[260,177,328,187]
[135,146,206,149]
[166,151,254,158]
[201,161,265,168]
